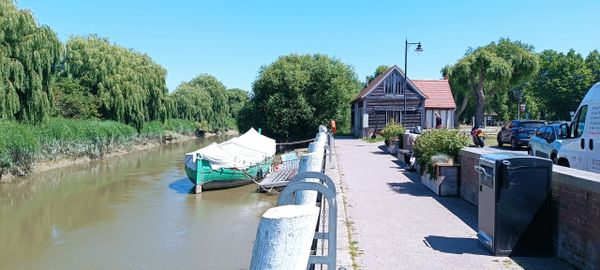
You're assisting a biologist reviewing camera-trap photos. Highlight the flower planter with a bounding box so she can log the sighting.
[386,140,399,155]
[421,163,460,196]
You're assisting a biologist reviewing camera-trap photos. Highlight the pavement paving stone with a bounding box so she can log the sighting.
[334,138,574,270]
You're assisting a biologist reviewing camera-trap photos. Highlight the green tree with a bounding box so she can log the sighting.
[444,38,539,127]
[240,54,361,140]
[529,49,594,120]
[51,77,99,119]
[186,74,230,130]
[586,50,600,83]
[0,0,63,122]
[171,83,213,126]
[63,35,169,130]
[227,88,249,119]
[171,74,232,131]
[365,65,390,85]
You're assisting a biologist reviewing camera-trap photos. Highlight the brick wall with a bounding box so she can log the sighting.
[551,167,600,270]
[457,148,498,205]
[458,148,600,270]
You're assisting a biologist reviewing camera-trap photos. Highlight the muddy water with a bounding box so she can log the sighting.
[0,137,276,270]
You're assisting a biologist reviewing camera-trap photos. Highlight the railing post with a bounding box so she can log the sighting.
[295,152,323,205]
[249,205,320,270]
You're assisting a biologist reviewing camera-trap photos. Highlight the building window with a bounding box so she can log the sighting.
[386,111,401,124]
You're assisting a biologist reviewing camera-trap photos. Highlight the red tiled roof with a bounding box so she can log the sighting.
[411,80,456,109]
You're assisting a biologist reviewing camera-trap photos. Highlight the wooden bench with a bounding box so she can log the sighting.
[260,152,300,189]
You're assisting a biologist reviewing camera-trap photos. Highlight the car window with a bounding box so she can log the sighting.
[521,122,544,128]
[558,125,568,139]
[571,105,588,138]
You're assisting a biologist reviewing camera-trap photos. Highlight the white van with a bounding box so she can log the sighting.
[557,82,600,173]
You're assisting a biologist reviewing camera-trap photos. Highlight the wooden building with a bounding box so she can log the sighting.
[351,66,456,137]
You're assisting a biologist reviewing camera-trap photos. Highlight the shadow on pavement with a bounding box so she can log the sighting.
[383,153,575,269]
[387,160,479,232]
[424,235,489,255]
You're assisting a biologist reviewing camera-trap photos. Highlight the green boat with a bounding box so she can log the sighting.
[184,128,276,193]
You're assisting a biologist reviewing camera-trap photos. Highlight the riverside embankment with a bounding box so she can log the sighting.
[0,118,237,182]
[0,137,274,270]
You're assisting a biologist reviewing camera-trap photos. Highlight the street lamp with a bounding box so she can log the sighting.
[403,39,423,124]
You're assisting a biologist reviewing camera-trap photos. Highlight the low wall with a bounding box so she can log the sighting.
[458,148,600,270]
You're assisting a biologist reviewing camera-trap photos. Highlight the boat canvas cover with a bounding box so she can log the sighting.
[185,128,276,170]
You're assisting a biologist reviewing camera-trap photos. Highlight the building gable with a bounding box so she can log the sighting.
[352,65,426,103]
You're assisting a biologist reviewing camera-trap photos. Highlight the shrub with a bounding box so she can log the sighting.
[0,121,39,177]
[413,129,468,177]
[164,119,196,134]
[139,121,165,140]
[381,121,405,143]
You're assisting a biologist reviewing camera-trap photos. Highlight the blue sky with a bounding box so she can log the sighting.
[18,0,600,92]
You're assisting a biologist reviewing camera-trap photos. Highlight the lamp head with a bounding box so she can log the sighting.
[415,43,424,54]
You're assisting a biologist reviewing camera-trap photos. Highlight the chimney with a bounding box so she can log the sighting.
[366,76,370,85]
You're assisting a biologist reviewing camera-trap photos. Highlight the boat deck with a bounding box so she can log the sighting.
[260,152,300,189]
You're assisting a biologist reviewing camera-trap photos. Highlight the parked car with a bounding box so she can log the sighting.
[497,120,546,149]
[557,82,600,173]
[528,124,566,163]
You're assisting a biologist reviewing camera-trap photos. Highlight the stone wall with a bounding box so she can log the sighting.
[458,148,600,270]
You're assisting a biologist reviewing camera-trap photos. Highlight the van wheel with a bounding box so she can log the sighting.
[550,153,558,164]
[497,136,503,147]
[557,159,570,168]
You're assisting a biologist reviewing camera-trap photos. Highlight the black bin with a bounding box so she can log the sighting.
[477,153,553,256]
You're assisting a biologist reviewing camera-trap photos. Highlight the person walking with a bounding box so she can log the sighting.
[435,112,442,129]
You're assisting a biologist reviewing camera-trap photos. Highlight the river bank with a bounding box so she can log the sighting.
[0,118,238,182]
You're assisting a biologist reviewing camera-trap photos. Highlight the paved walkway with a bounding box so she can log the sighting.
[335,138,573,270]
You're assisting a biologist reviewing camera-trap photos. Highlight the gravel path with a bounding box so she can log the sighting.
[335,138,572,270]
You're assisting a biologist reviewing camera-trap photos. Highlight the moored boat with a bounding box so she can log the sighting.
[184,128,276,193]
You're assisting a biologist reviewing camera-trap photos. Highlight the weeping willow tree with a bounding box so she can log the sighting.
[171,74,230,131]
[0,0,63,123]
[63,35,169,130]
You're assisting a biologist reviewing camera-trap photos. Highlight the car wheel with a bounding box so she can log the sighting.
[551,153,558,164]
[511,138,519,150]
[557,159,570,168]
[497,135,503,147]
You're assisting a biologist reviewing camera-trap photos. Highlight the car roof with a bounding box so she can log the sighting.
[514,120,545,124]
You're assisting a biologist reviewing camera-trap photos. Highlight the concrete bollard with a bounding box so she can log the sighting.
[295,152,323,205]
[249,205,320,270]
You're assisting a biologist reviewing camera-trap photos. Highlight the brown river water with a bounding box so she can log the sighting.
[0,137,276,270]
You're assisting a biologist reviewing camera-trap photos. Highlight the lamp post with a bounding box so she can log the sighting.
[403,39,423,125]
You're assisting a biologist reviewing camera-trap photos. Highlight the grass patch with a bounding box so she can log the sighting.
[362,136,385,143]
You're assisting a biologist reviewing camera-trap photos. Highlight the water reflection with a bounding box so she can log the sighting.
[0,136,276,270]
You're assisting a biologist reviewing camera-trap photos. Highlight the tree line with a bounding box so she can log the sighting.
[0,0,246,132]
[444,38,600,127]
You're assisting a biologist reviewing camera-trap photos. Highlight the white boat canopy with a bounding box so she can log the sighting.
[185,128,276,170]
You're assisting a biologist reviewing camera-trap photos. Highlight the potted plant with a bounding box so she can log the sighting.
[413,129,468,196]
[382,121,405,155]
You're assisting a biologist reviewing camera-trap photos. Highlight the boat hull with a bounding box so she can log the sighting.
[184,158,271,191]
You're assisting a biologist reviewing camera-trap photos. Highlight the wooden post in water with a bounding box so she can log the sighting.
[249,205,320,270]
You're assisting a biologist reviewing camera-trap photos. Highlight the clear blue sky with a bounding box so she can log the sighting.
[18,0,600,92]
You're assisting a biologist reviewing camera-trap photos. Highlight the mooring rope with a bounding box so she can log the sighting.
[276,138,315,146]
